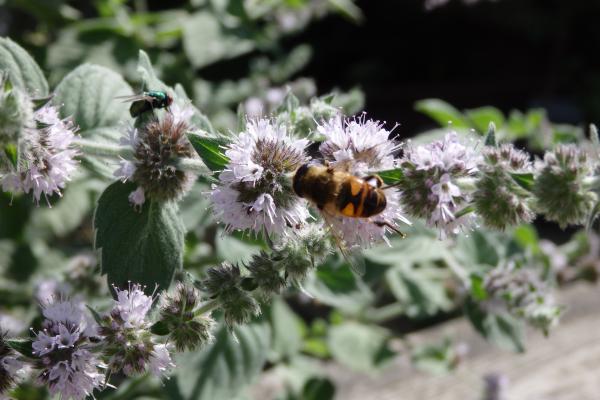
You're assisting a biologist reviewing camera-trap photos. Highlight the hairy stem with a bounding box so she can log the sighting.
[73,139,133,159]
[194,299,219,316]
[174,158,211,174]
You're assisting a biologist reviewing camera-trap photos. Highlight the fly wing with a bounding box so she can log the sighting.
[321,210,366,276]
[115,94,154,103]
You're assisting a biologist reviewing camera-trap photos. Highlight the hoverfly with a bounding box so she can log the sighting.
[293,162,404,274]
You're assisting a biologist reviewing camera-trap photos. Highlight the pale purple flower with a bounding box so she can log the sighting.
[0,103,79,204]
[113,159,136,182]
[400,131,479,238]
[244,97,265,118]
[210,118,310,235]
[101,284,174,378]
[318,114,398,174]
[32,299,104,400]
[128,186,145,209]
[113,284,152,329]
[148,344,175,379]
[35,278,73,305]
[170,103,194,126]
[316,115,410,247]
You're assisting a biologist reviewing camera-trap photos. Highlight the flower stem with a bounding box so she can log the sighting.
[174,158,211,174]
[194,299,219,316]
[583,175,600,191]
[73,138,133,159]
[455,176,477,191]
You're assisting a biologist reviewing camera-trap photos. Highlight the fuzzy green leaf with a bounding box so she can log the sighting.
[302,377,336,400]
[464,298,525,353]
[137,50,169,92]
[94,181,185,293]
[187,133,230,172]
[377,168,403,185]
[415,98,468,128]
[182,12,255,69]
[510,172,535,191]
[0,37,48,96]
[465,106,505,134]
[164,322,270,400]
[269,298,303,361]
[6,338,33,358]
[86,305,104,326]
[327,321,394,373]
[484,122,497,147]
[53,64,133,131]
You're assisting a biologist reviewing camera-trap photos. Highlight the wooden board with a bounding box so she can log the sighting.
[250,283,600,400]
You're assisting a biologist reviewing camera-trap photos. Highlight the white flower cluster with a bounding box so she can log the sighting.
[113,103,195,208]
[31,300,104,400]
[1,103,78,204]
[101,284,174,378]
[318,115,410,247]
[210,118,310,235]
[400,132,480,238]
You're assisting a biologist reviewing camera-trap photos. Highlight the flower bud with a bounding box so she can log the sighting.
[131,113,195,202]
[482,262,561,334]
[0,333,26,396]
[0,75,33,150]
[533,144,594,228]
[159,282,215,352]
[473,144,535,229]
[246,252,286,298]
[202,264,260,327]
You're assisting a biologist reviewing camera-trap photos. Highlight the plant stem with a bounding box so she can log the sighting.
[175,158,210,174]
[194,299,219,316]
[455,177,477,191]
[73,138,133,159]
[583,175,600,191]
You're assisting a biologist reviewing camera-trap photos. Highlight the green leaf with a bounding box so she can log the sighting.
[464,298,525,352]
[150,320,170,336]
[327,321,394,373]
[414,99,468,128]
[303,262,374,315]
[465,106,505,134]
[302,377,336,400]
[269,298,304,361]
[53,64,133,131]
[86,305,103,326]
[484,122,497,147]
[411,339,456,375]
[94,181,185,293]
[174,83,215,134]
[25,178,96,240]
[0,37,48,96]
[164,322,270,400]
[182,12,255,69]
[377,169,403,185]
[469,274,488,301]
[6,338,33,358]
[385,262,453,318]
[510,172,535,191]
[137,50,169,92]
[187,133,230,172]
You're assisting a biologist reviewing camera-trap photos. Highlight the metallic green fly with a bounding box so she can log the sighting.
[116,90,174,118]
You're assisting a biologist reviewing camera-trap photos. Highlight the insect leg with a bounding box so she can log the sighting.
[374,220,406,238]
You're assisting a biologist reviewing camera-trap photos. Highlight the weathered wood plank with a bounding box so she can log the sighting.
[250,283,600,400]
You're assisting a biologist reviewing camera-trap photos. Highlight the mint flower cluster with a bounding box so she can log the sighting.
[0,281,213,399]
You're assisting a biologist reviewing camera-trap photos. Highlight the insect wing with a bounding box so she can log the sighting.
[115,94,155,103]
[321,211,366,275]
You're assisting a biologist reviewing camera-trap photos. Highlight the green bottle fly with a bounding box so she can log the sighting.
[116,90,174,118]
